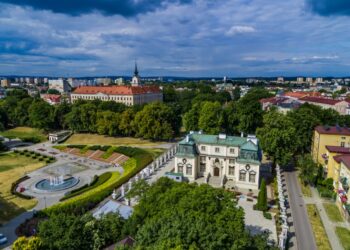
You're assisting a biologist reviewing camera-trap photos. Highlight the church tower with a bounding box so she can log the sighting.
[131,62,141,86]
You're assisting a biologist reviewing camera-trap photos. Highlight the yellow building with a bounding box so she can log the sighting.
[312,126,350,165]
[324,146,350,187]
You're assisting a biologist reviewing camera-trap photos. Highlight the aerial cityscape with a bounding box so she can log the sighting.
[0,0,350,250]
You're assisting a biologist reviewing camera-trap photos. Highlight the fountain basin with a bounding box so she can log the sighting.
[35,177,79,192]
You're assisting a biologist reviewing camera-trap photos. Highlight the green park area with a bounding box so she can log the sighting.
[0,126,46,143]
[323,203,344,222]
[44,146,161,216]
[336,227,350,250]
[298,177,312,197]
[306,204,332,250]
[64,133,169,147]
[0,152,46,224]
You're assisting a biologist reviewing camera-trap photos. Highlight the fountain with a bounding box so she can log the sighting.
[36,175,79,192]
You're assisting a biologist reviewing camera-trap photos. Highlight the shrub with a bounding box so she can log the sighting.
[19,151,25,155]
[11,175,34,200]
[263,212,272,220]
[60,172,112,201]
[23,149,28,153]
[256,179,268,211]
[88,145,101,151]
[67,145,86,149]
[31,156,37,159]
[46,160,51,164]
[101,145,111,151]
[44,148,153,216]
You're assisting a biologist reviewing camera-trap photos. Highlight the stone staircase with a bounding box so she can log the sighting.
[208,176,222,187]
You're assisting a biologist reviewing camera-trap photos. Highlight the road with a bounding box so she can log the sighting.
[284,166,317,250]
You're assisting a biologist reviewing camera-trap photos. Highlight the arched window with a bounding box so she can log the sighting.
[249,171,256,183]
[177,163,183,173]
[186,163,192,175]
[239,170,246,181]
[229,166,235,175]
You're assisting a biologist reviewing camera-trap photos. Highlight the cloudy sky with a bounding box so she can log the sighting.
[0,0,350,77]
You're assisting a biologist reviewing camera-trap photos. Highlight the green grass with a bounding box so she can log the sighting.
[61,172,112,201]
[64,133,168,147]
[44,146,154,216]
[323,203,344,222]
[0,127,46,142]
[336,227,350,250]
[306,204,332,250]
[298,177,312,197]
[0,152,46,224]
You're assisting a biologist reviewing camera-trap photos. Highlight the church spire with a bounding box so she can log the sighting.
[134,61,139,76]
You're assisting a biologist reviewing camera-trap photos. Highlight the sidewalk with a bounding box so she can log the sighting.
[304,187,347,250]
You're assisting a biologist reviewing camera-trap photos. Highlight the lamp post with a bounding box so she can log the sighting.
[44,196,47,209]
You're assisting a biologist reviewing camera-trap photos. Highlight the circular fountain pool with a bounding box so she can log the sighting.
[35,177,79,192]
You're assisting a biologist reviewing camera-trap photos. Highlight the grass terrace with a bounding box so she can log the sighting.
[44,146,161,216]
[306,204,332,250]
[323,203,344,222]
[0,126,46,143]
[336,227,350,250]
[64,133,169,147]
[0,152,46,224]
[298,177,312,197]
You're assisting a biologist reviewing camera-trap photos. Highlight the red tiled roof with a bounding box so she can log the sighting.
[260,96,290,105]
[315,126,350,135]
[334,155,350,170]
[72,85,161,95]
[299,96,340,105]
[326,146,350,154]
[42,94,61,103]
[283,91,321,98]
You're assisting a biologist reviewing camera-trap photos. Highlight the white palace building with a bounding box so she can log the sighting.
[175,132,262,190]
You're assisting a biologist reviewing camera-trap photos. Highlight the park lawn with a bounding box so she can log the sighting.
[306,204,332,250]
[336,227,350,250]
[0,126,46,142]
[323,203,344,222]
[0,152,46,224]
[298,177,312,197]
[64,133,168,147]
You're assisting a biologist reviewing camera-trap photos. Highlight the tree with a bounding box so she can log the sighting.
[124,177,275,250]
[47,89,60,95]
[256,110,297,165]
[256,179,268,211]
[233,87,241,100]
[133,102,178,140]
[223,101,240,135]
[125,179,150,200]
[28,100,54,130]
[297,154,318,185]
[183,102,201,132]
[119,109,136,136]
[53,102,71,129]
[96,111,120,136]
[287,104,320,154]
[198,101,224,134]
[13,236,44,250]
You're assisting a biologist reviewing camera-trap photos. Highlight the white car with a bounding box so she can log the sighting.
[0,234,7,244]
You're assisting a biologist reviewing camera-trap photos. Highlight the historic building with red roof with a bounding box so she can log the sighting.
[71,85,162,105]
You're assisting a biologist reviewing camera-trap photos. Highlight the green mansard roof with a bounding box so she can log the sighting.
[179,133,256,149]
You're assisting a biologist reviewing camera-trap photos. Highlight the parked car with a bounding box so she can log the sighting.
[0,234,7,244]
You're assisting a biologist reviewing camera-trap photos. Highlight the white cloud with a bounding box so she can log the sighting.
[226,25,256,36]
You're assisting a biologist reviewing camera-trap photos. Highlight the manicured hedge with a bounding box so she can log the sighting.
[60,172,112,201]
[11,175,34,200]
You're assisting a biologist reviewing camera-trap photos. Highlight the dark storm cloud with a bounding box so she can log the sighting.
[306,0,350,16]
[0,0,192,16]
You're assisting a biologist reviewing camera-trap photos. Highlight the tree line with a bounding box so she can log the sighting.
[0,89,182,141]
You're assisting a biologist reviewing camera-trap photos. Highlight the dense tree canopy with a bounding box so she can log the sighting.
[124,178,275,250]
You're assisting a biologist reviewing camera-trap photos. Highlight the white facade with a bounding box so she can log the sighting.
[175,133,261,190]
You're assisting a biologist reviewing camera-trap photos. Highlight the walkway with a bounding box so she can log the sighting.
[303,187,348,250]
[284,167,317,250]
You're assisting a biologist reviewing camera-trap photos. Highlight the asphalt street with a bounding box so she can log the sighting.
[284,167,317,250]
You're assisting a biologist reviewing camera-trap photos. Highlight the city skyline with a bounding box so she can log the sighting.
[0,0,350,77]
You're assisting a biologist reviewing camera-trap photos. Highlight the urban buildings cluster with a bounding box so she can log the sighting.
[312,126,350,220]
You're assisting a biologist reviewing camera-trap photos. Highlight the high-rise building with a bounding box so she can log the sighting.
[48,79,71,93]
[306,77,313,83]
[277,77,284,83]
[297,77,304,83]
[316,77,324,83]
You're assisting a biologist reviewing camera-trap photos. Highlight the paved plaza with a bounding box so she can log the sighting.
[238,197,278,244]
